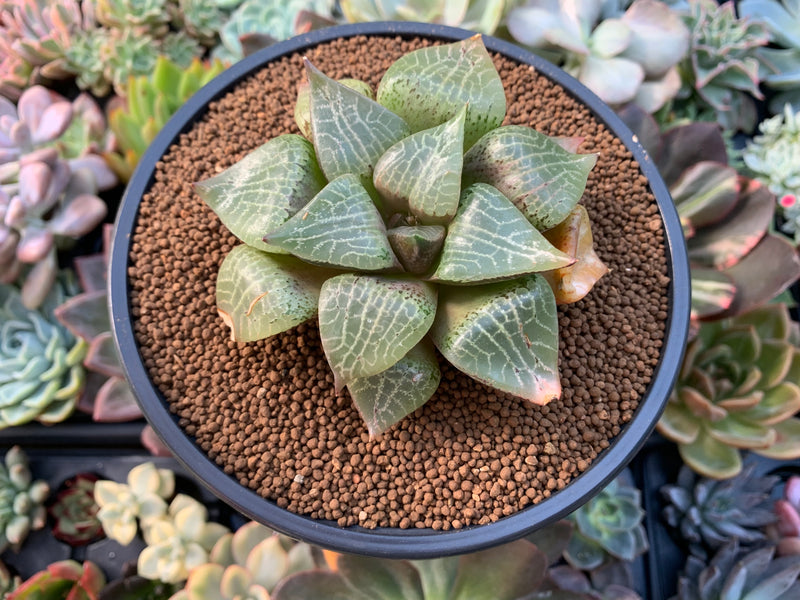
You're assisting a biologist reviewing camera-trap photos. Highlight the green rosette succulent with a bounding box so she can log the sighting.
[564,476,649,570]
[170,521,315,600]
[0,275,87,428]
[657,303,800,479]
[0,446,48,553]
[196,35,603,436]
[672,540,800,600]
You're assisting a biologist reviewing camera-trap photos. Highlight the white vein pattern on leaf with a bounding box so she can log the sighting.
[447,281,558,391]
[320,279,433,382]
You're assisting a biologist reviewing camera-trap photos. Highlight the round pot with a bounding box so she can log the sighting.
[110,21,690,559]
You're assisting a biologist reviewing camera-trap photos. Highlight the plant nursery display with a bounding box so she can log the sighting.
[110,20,688,558]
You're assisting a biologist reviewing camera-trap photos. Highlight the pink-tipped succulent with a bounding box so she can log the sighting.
[7,560,105,600]
[0,85,116,308]
[48,473,104,547]
[0,0,93,100]
[770,476,800,556]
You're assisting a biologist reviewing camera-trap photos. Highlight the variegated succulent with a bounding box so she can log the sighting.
[768,476,800,556]
[197,36,605,436]
[665,0,771,132]
[48,473,104,547]
[506,0,689,112]
[0,85,114,309]
[0,275,87,429]
[657,303,800,479]
[94,461,175,545]
[340,0,517,35]
[105,56,227,181]
[618,104,800,323]
[0,446,48,553]
[170,521,316,600]
[7,560,105,600]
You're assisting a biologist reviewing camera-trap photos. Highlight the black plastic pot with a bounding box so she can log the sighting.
[110,21,691,559]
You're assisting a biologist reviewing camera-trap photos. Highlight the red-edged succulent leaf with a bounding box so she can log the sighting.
[85,332,124,378]
[54,290,110,342]
[672,162,739,230]
[73,254,106,293]
[93,377,141,423]
[690,267,736,320]
[656,121,728,186]
[140,425,172,457]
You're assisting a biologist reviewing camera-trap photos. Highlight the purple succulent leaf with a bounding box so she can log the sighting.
[20,146,59,168]
[17,85,55,133]
[74,253,106,292]
[49,193,107,237]
[0,256,21,284]
[687,178,774,269]
[0,97,16,120]
[4,195,27,228]
[16,226,54,263]
[0,227,19,264]
[76,371,105,415]
[657,122,728,186]
[717,234,800,319]
[546,565,592,593]
[53,289,110,341]
[71,93,106,140]
[9,120,31,149]
[85,332,123,379]
[0,148,21,163]
[526,520,574,566]
[68,156,117,191]
[19,160,52,207]
[775,500,800,537]
[32,101,73,145]
[20,249,57,309]
[140,424,171,457]
[93,377,141,423]
[672,162,739,229]
[616,104,663,159]
[580,55,644,105]
[787,478,800,508]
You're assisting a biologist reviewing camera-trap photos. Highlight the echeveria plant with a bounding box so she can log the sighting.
[196,36,604,435]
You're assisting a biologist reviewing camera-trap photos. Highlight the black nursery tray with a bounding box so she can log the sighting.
[0,428,244,583]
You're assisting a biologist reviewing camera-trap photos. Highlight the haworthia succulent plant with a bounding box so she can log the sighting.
[198,36,605,435]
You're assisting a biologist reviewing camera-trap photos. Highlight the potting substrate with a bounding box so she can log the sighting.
[126,34,669,531]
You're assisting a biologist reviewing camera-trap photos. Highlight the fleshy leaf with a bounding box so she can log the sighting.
[657,402,701,444]
[738,381,800,426]
[85,332,124,378]
[690,268,736,320]
[450,540,547,600]
[373,105,465,224]
[306,59,410,186]
[347,341,441,437]
[754,418,800,459]
[707,416,777,449]
[53,289,110,341]
[195,135,326,252]
[272,571,355,600]
[318,274,437,389]
[431,183,574,284]
[264,174,398,271]
[376,35,505,150]
[672,162,739,230]
[431,274,561,404]
[216,245,329,343]
[387,226,446,275]
[541,205,608,304]
[463,126,597,230]
[295,77,374,140]
[93,377,142,422]
[679,427,743,479]
[336,555,424,600]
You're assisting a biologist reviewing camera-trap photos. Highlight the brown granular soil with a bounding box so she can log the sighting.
[128,35,669,530]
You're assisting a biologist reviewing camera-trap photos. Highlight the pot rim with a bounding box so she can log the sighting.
[110,21,690,559]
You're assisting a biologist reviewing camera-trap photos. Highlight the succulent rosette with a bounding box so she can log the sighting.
[196,35,604,436]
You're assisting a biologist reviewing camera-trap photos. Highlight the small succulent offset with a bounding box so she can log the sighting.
[94,461,175,545]
[137,494,231,584]
[105,56,227,182]
[0,85,114,309]
[657,304,800,479]
[197,36,605,436]
[667,0,770,133]
[272,538,553,600]
[671,540,800,600]
[170,521,316,600]
[48,473,104,547]
[506,0,689,112]
[563,476,649,570]
[0,447,48,553]
[340,0,517,35]
[0,275,87,429]
[661,463,778,560]
[0,561,20,596]
[768,476,800,557]
[618,104,800,323]
[7,560,105,600]
[740,104,800,241]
